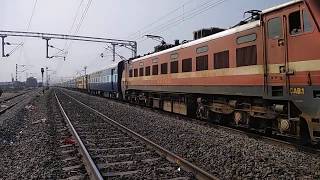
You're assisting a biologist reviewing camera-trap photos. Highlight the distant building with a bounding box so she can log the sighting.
[0,82,14,90]
[26,77,38,88]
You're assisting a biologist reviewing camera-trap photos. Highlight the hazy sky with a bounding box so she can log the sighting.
[0,0,290,83]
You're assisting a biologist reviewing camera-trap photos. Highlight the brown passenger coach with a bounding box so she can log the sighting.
[123,0,320,144]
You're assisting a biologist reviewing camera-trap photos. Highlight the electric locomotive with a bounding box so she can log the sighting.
[122,0,320,144]
[63,0,320,144]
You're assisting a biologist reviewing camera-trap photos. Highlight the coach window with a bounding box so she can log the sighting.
[196,55,208,71]
[145,66,151,76]
[152,65,158,75]
[303,10,313,32]
[289,11,302,35]
[139,67,144,76]
[161,63,168,74]
[268,17,282,39]
[129,69,133,77]
[196,46,208,54]
[114,74,118,82]
[152,58,158,64]
[237,34,257,44]
[134,68,138,77]
[171,53,178,60]
[170,61,178,73]
[236,45,257,67]
[214,50,229,69]
[182,58,192,72]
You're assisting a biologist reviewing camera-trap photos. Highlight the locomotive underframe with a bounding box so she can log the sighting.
[125,89,311,143]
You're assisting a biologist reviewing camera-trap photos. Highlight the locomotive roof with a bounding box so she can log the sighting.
[262,0,302,14]
[131,0,303,63]
[132,20,260,63]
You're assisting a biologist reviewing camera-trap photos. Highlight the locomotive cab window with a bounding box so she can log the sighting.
[182,58,192,72]
[196,55,208,71]
[289,11,302,35]
[152,65,158,75]
[303,10,313,32]
[268,17,282,39]
[170,61,178,73]
[161,63,168,74]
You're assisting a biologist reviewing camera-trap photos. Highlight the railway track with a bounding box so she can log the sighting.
[55,90,218,180]
[0,90,33,115]
[63,88,320,155]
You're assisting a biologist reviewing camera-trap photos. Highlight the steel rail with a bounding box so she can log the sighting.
[59,89,218,180]
[54,92,103,180]
[0,90,30,104]
[0,90,34,115]
[0,102,19,115]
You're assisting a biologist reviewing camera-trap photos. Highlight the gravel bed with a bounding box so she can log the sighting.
[56,90,194,179]
[60,88,320,179]
[0,90,79,179]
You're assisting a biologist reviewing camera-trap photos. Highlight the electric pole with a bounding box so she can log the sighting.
[15,64,18,82]
[112,43,116,62]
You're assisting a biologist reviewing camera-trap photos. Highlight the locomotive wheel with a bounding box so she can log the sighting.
[233,111,249,127]
[196,105,209,120]
[210,112,224,124]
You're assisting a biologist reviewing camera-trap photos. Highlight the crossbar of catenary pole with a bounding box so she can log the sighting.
[0,30,136,44]
[0,30,137,58]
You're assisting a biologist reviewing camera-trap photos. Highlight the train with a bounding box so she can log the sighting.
[59,0,320,144]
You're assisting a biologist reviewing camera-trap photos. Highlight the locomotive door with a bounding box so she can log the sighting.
[264,11,289,97]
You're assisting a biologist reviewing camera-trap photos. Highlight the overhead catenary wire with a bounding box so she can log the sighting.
[126,0,195,40]
[131,0,215,41]
[65,0,93,56]
[62,0,85,52]
[135,0,229,43]
[55,0,93,79]
[26,0,38,32]
[141,0,229,43]
[17,0,38,62]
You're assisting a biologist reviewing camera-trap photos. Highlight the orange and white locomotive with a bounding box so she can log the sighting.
[123,0,320,143]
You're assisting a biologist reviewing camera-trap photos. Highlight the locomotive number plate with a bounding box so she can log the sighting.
[290,87,305,95]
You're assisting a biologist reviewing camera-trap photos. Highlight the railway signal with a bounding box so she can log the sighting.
[41,68,44,94]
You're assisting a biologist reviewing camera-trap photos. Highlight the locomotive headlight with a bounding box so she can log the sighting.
[279,119,290,132]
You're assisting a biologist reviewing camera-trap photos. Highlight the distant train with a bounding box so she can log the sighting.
[60,0,320,144]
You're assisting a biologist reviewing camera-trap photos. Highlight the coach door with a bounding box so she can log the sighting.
[264,11,289,98]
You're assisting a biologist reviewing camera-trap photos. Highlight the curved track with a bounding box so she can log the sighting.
[55,90,218,180]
